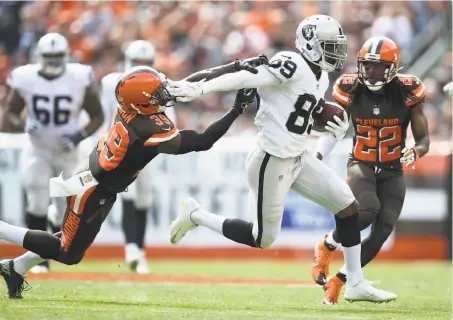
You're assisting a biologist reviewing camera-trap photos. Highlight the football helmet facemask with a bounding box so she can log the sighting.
[295,15,347,73]
[357,36,401,91]
[36,33,69,77]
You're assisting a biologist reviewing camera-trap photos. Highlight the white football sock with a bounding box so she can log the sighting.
[0,221,28,246]
[338,264,347,277]
[342,244,364,287]
[325,231,340,248]
[13,251,45,276]
[190,208,226,235]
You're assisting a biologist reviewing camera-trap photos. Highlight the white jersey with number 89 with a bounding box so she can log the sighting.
[255,51,329,158]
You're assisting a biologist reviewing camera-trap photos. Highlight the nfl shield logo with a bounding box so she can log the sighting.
[373,106,380,115]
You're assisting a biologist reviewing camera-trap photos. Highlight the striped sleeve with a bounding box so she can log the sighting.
[332,78,352,107]
[145,127,179,146]
[405,76,426,107]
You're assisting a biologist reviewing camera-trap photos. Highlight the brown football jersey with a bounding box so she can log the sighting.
[89,108,178,192]
[332,73,426,169]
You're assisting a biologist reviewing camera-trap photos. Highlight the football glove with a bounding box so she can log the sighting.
[443,82,453,95]
[24,118,43,134]
[233,88,257,114]
[167,80,205,103]
[234,55,269,74]
[400,147,418,168]
[60,130,87,152]
[325,111,349,140]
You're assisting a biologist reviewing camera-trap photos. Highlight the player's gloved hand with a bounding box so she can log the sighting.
[325,111,349,140]
[60,130,88,152]
[167,80,205,103]
[233,88,257,114]
[24,118,43,134]
[400,147,418,168]
[443,82,453,95]
[234,55,269,74]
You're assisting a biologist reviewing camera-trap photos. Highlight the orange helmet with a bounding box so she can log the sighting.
[115,66,175,115]
[357,36,400,91]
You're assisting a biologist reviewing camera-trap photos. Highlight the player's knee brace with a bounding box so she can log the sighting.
[222,219,257,248]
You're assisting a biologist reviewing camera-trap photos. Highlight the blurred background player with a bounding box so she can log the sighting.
[312,36,430,304]
[1,32,104,273]
[96,40,177,274]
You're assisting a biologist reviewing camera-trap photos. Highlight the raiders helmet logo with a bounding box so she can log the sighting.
[302,25,316,41]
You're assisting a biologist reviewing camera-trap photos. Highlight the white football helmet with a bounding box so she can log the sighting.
[124,40,156,70]
[36,33,69,76]
[295,15,347,73]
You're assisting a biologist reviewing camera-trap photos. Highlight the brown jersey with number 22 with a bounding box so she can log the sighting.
[332,73,426,170]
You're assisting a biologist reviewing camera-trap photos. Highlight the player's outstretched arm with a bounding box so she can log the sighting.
[157,89,256,155]
[183,55,269,83]
[168,64,279,102]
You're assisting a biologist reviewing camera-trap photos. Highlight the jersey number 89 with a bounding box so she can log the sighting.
[286,94,323,135]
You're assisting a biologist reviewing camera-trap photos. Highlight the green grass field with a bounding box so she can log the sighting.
[0,259,450,320]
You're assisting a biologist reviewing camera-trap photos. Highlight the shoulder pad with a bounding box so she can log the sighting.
[67,63,95,86]
[7,64,40,89]
[127,113,179,146]
[266,51,305,83]
[397,74,425,107]
[332,73,357,107]
[101,72,122,93]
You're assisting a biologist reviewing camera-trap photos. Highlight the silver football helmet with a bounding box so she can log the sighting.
[295,15,347,73]
[124,40,156,70]
[36,33,69,76]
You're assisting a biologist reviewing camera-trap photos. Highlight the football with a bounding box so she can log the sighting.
[312,101,346,132]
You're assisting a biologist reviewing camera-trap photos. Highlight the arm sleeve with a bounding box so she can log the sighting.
[176,108,240,154]
[202,65,280,94]
[184,62,236,82]
[315,134,339,160]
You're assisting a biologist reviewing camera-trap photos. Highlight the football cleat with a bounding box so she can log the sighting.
[136,249,150,274]
[125,243,141,272]
[29,264,49,274]
[312,233,335,285]
[344,280,397,303]
[323,275,345,305]
[169,197,199,244]
[0,259,29,299]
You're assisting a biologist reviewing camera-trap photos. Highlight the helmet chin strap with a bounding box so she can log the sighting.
[318,60,335,73]
[364,80,385,91]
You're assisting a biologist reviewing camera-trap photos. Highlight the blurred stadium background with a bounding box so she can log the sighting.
[0,1,451,263]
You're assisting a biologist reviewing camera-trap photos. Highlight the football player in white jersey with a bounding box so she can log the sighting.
[2,33,104,273]
[168,15,396,303]
[93,40,177,274]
